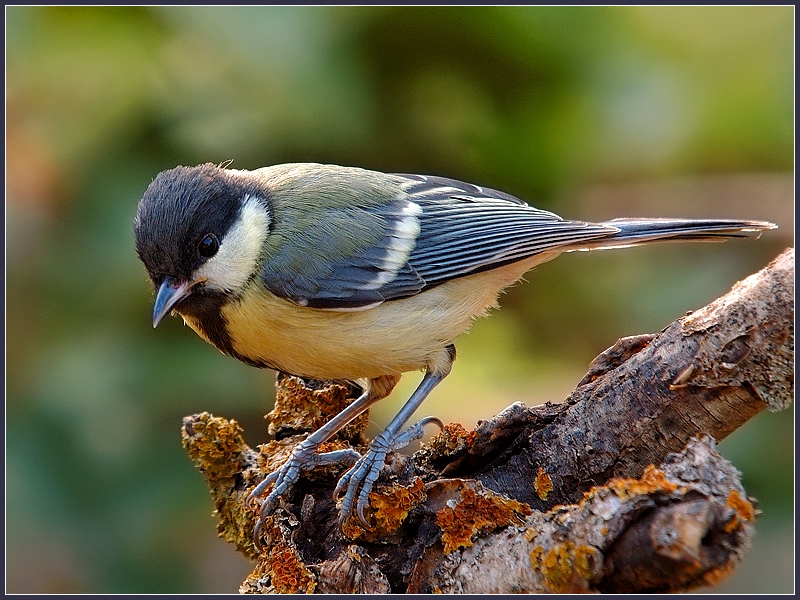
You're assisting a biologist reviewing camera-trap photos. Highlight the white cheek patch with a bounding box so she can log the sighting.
[194,195,271,294]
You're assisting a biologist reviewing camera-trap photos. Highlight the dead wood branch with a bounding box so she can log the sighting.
[182,248,794,594]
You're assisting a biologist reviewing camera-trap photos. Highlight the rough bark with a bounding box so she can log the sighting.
[181,248,794,594]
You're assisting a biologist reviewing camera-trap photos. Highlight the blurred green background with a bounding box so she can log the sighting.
[5,6,793,593]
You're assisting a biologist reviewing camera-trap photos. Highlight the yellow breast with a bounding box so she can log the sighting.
[192,252,560,380]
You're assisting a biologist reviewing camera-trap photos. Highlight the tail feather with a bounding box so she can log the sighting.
[576,218,777,250]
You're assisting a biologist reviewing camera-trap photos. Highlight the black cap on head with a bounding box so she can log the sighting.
[134,163,244,286]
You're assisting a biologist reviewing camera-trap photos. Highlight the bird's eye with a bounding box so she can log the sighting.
[198,234,219,258]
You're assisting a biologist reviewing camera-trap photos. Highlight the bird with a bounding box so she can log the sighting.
[133,161,776,533]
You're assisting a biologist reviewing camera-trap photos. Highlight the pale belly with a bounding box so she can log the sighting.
[188,252,560,380]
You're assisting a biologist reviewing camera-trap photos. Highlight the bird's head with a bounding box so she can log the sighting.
[133,163,272,327]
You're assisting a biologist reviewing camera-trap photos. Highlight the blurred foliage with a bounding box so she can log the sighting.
[5,6,793,593]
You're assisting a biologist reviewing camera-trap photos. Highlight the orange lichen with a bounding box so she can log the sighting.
[724,489,755,533]
[340,516,365,540]
[586,465,679,504]
[534,467,554,500]
[341,478,427,539]
[436,485,532,554]
[240,560,271,594]
[268,376,367,440]
[182,413,248,479]
[429,422,474,456]
[370,478,426,531]
[253,437,299,475]
[530,542,599,593]
[181,413,262,556]
[265,543,316,594]
[240,517,316,594]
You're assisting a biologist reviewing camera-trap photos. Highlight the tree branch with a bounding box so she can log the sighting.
[182,248,794,594]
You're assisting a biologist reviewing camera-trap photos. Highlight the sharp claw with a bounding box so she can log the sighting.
[357,497,369,527]
[419,416,444,431]
[259,496,274,521]
[247,469,279,504]
[253,518,264,553]
[333,465,354,500]
[336,477,355,519]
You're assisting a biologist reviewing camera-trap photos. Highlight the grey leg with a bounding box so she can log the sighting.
[335,347,454,526]
[248,386,380,521]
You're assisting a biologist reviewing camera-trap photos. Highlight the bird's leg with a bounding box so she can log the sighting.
[335,345,455,527]
[248,375,398,527]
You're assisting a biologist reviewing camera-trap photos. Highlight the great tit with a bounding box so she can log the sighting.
[133,162,775,530]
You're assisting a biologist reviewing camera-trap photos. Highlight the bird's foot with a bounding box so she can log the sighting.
[248,438,360,547]
[334,416,443,527]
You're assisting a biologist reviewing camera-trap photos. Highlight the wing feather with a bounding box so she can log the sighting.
[260,168,618,309]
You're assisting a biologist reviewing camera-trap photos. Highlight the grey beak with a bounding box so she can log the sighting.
[152,277,193,328]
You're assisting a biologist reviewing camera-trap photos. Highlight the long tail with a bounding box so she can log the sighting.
[576,218,777,251]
